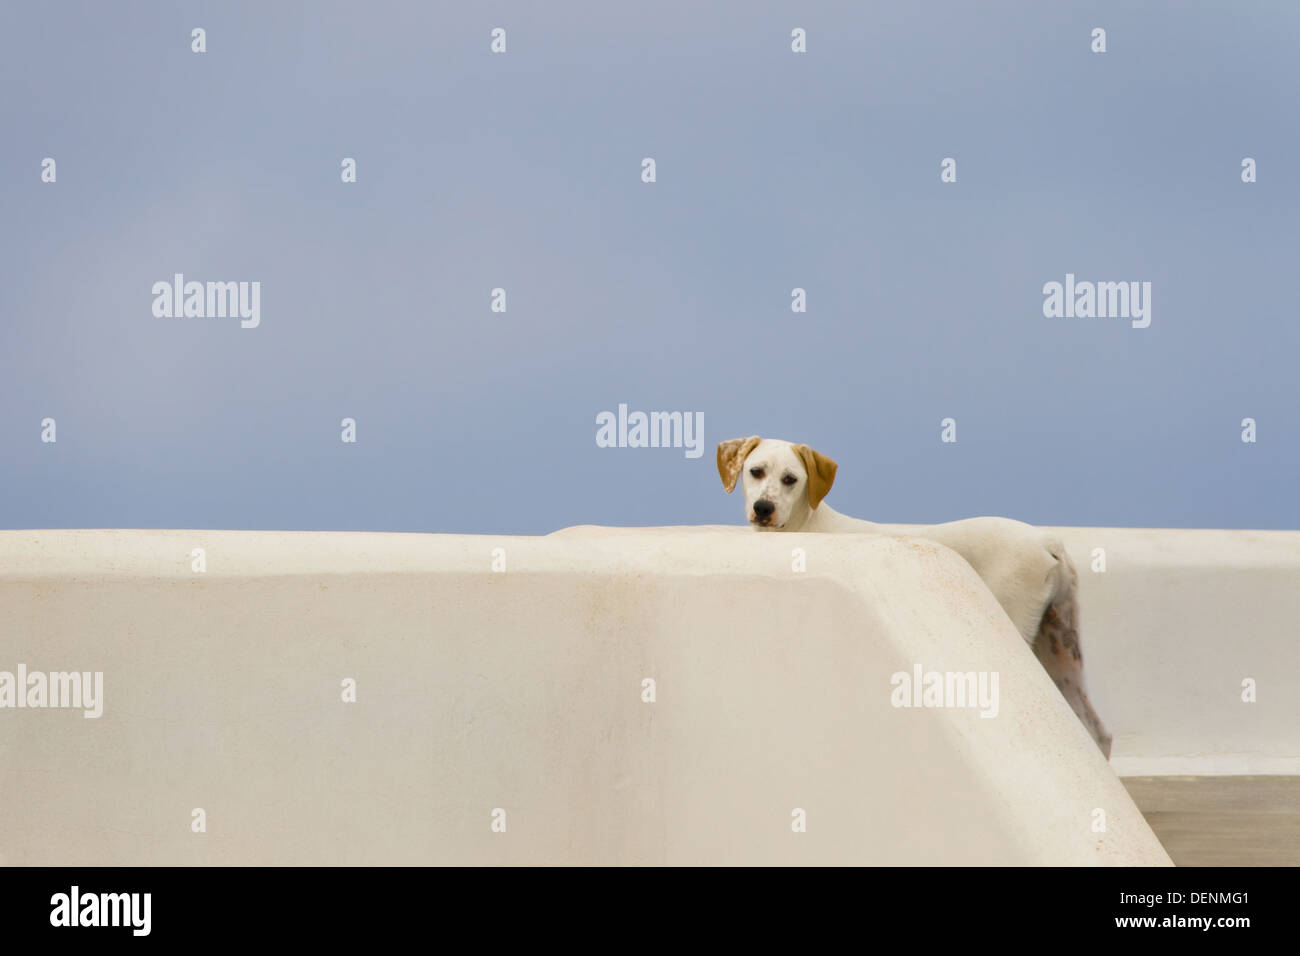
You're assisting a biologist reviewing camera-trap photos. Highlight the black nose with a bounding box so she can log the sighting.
[753,499,775,518]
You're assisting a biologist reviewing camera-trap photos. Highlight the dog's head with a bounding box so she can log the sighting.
[716,437,838,531]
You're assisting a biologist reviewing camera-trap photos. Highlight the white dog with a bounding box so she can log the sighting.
[718,436,1112,757]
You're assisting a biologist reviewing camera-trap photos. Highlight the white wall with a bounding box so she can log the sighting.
[0,528,1169,865]
[1049,527,1300,777]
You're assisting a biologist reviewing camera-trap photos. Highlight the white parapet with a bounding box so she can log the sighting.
[0,528,1170,865]
[1046,527,1300,778]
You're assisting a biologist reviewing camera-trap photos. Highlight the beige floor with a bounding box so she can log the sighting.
[1121,776,1300,866]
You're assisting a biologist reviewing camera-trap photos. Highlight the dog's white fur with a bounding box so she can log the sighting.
[720,436,1112,756]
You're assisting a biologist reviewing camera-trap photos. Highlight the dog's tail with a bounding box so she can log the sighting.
[1033,542,1113,758]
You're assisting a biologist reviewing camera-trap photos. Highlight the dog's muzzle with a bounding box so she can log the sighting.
[751,499,775,526]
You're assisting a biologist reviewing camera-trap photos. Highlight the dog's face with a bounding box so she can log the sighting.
[716,437,838,531]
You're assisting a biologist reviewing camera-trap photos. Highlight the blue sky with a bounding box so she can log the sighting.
[3,1,1296,533]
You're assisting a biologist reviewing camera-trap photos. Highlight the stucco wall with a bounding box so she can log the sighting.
[0,527,1172,865]
[1046,527,1296,777]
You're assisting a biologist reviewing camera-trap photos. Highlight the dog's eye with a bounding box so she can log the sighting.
[749,468,764,478]
[781,475,798,486]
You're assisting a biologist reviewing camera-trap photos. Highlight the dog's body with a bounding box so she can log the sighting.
[718,436,1112,757]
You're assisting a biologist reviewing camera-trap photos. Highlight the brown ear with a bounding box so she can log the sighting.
[791,444,837,509]
[716,436,762,493]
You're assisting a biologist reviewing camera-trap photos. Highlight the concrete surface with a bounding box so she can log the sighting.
[0,528,1168,865]
[1046,527,1299,778]
[559,524,1300,779]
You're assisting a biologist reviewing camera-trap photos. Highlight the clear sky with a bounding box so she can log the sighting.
[3,1,1296,533]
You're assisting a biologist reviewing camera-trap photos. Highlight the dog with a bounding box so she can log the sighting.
[718,436,1112,757]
